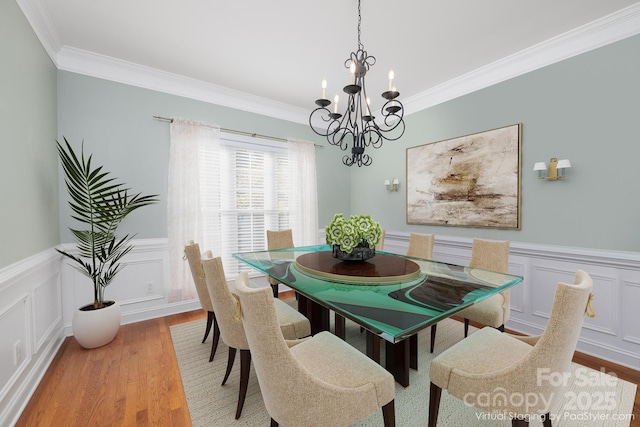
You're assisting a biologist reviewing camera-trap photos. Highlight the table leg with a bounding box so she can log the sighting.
[296,293,308,317]
[410,334,418,370]
[298,297,329,335]
[385,339,410,387]
[334,314,346,340]
[365,331,381,364]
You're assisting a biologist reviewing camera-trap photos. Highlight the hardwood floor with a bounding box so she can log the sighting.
[16,301,640,426]
[15,310,202,427]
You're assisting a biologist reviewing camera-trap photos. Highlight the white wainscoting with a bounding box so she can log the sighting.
[0,239,200,426]
[0,249,63,427]
[380,232,640,370]
[1,235,639,424]
[58,238,201,333]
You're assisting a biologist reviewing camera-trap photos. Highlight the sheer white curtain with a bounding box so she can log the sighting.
[167,118,221,302]
[287,139,318,246]
[167,124,316,302]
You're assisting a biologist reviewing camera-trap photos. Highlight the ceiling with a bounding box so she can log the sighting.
[19,0,640,123]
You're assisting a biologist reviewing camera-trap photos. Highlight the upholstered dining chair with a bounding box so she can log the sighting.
[375,229,386,251]
[266,229,294,297]
[201,253,310,419]
[429,238,510,353]
[184,241,219,362]
[233,271,396,427]
[428,269,594,427]
[406,232,434,259]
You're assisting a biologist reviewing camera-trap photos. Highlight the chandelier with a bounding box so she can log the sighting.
[309,0,405,167]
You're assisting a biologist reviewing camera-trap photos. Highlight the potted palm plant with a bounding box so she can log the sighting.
[57,138,158,348]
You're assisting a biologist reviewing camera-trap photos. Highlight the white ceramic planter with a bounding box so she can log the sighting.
[72,301,122,349]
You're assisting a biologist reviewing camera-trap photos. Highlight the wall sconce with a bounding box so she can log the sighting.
[385,178,400,192]
[533,158,571,180]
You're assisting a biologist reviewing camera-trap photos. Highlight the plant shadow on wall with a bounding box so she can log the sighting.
[56,138,159,349]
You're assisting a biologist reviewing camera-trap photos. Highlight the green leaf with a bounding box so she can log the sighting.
[57,138,159,305]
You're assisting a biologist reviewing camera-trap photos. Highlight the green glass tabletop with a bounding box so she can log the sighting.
[233,244,523,343]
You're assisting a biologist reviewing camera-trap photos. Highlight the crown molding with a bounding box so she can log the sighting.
[403,2,640,115]
[55,45,311,124]
[18,1,640,123]
[16,0,61,65]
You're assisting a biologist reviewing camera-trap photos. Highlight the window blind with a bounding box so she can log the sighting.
[199,135,290,279]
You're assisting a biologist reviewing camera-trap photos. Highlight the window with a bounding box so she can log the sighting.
[168,118,317,302]
[200,134,290,278]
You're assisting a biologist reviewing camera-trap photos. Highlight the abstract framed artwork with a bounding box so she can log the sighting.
[406,123,522,229]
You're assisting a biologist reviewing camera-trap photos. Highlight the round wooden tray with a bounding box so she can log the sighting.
[295,251,421,284]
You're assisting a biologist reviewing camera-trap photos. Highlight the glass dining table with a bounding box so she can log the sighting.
[233,244,523,387]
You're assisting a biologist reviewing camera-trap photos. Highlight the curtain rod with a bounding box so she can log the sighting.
[153,116,322,148]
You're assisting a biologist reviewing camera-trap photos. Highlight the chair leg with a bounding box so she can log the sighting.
[430,324,437,353]
[542,412,552,427]
[382,399,395,427]
[235,350,251,419]
[221,347,236,385]
[270,283,278,298]
[270,419,278,427]
[498,323,505,332]
[202,310,214,343]
[464,318,470,337]
[428,382,442,427]
[209,317,220,362]
[511,418,529,426]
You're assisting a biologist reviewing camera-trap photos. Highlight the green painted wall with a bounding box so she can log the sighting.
[56,72,350,242]
[0,0,58,268]
[351,34,640,252]
[6,1,639,257]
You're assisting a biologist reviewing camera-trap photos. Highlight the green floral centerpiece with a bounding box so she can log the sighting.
[325,214,382,261]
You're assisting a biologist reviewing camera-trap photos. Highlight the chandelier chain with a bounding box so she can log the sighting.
[357,0,363,51]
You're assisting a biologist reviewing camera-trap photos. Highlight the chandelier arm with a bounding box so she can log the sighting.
[362,125,384,149]
[330,131,350,152]
[309,107,341,137]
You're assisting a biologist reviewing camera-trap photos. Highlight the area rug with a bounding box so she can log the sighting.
[170,310,636,426]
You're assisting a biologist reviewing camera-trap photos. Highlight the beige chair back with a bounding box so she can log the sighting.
[469,238,509,273]
[469,238,510,319]
[234,272,388,425]
[234,272,315,422]
[375,230,385,251]
[267,229,294,250]
[522,270,593,404]
[184,241,213,312]
[406,233,434,259]
[433,270,593,418]
[508,270,593,415]
[202,255,248,350]
[266,229,294,288]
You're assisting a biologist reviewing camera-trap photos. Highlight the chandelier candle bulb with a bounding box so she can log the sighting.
[334,95,339,113]
[321,79,327,99]
[366,97,371,115]
[350,63,356,84]
[388,70,394,91]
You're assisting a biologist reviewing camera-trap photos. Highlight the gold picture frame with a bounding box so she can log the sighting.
[406,123,522,229]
